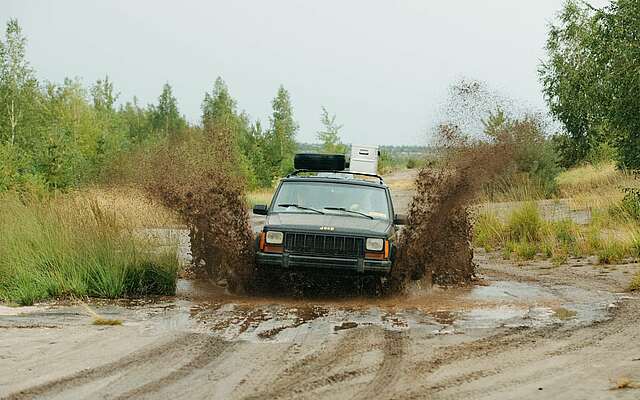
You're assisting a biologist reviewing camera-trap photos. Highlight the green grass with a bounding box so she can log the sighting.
[475,163,640,289]
[0,193,179,305]
[596,241,630,265]
[506,202,543,242]
[473,212,506,252]
[246,188,275,207]
[630,272,640,291]
[512,240,538,260]
[474,202,640,267]
[93,317,123,326]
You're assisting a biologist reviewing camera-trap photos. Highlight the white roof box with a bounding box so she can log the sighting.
[348,144,379,175]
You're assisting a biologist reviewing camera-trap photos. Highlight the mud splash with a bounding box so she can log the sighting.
[393,81,517,290]
[129,124,255,291]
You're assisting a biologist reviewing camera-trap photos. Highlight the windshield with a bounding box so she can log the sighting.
[272,181,390,220]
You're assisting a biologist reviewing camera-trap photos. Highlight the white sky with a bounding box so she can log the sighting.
[1,0,610,145]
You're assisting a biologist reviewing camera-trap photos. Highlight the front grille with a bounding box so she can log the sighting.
[284,232,364,258]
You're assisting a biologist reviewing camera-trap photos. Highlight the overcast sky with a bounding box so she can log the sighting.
[1,1,605,145]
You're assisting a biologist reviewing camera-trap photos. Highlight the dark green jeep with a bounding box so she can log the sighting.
[253,154,406,278]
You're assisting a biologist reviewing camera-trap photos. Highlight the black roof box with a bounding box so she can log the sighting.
[294,153,346,171]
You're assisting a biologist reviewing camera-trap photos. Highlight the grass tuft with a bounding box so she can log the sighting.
[473,212,506,252]
[610,376,638,390]
[596,241,630,265]
[0,193,179,305]
[513,240,538,260]
[630,273,640,291]
[507,202,543,242]
[93,317,123,326]
[246,188,275,207]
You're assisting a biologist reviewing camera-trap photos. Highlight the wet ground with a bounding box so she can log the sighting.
[0,272,616,346]
[1,253,639,400]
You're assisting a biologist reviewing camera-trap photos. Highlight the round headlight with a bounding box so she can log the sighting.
[265,231,284,245]
[366,238,384,251]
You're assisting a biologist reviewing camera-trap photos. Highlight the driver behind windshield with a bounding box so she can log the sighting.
[275,182,389,220]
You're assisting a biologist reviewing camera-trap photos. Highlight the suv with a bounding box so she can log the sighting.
[253,154,406,281]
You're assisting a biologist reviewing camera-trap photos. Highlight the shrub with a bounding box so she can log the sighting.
[632,233,640,258]
[473,212,505,252]
[551,219,579,247]
[551,247,569,266]
[513,240,538,260]
[596,241,629,265]
[378,150,394,174]
[586,142,617,166]
[617,188,640,221]
[507,202,543,242]
[502,241,516,259]
[483,110,561,199]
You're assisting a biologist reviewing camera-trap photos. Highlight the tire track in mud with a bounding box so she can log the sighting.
[390,327,560,400]
[112,336,235,399]
[354,330,409,400]
[243,327,376,400]
[425,297,640,399]
[227,341,301,400]
[394,299,638,400]
[4,332,227,400]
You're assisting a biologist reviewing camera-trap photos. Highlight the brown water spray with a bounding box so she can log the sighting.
[391,82,517,290]
[130,125,255,291]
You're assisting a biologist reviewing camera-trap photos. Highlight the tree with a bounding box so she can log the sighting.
[120,96,153,143]
[201,77,257,187]
[201,77,236,126]
[317,106,347,154]
[482,109,561,197]
[540,0,640,169]
[91,75,118,113]
[0,19,39,147]
[265,85,298,176]
[150,83,184,136]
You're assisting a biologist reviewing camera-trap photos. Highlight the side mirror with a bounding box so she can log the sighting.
[253,204,268,215]
[394,213,408,225]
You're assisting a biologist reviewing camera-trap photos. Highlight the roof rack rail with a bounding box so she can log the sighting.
[287,169,384,184]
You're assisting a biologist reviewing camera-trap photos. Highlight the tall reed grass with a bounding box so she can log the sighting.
[473,202,639,266]
[0,193,179,305]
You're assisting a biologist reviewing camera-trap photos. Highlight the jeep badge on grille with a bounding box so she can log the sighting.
[319,226,335,231]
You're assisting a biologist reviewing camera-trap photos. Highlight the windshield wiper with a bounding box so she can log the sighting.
[324,207,374,219]
[277,203,325,214]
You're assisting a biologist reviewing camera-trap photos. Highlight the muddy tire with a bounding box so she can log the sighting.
[359,276,384,296]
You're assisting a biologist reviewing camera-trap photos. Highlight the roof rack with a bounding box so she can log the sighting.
[287,169,384,184]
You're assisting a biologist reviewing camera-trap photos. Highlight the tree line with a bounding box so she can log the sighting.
[540,0,640,169]
[0,19,328,193]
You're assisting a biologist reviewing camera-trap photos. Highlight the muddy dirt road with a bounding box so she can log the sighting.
[1,172,640,399]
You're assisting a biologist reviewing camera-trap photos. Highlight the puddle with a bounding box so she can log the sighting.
[468,281,551,301]
[1,278,620,342]
[172,278,619,342]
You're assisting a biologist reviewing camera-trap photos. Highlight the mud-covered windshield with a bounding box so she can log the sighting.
[272,181,390,220]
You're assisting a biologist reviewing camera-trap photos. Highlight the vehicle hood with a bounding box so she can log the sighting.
[265,213,392,237]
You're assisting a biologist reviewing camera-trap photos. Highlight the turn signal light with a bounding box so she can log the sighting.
[263,244,283,254]
[365,240,389,260]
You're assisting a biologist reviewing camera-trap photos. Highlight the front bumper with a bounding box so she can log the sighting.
[256,252,392,274]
